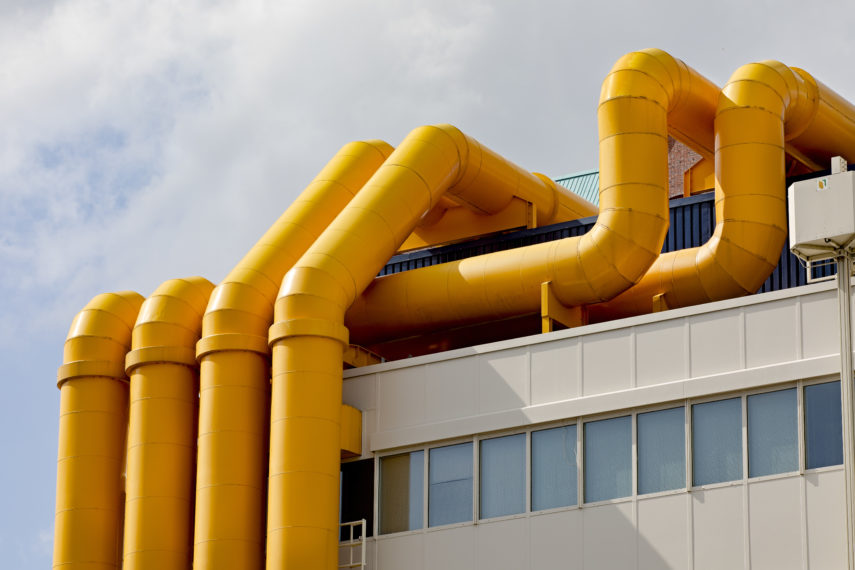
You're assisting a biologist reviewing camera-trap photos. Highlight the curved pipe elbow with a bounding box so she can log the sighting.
[593,61,855,320]
[198,139,393,355]
[126,277,214,373]
[58,291,145,387]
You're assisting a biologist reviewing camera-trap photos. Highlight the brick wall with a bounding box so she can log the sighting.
[668,137,702,198]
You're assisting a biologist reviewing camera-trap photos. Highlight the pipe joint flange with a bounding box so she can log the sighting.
[195,333,270,360]
[125,346,198,375]
[57,360,127,388]
[268,318,350,347]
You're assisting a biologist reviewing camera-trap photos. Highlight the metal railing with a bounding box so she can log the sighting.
[338,519,366,569]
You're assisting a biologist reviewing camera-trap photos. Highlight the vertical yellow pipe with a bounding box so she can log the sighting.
[54,291,144,570]
[122,277,213,570]
[193,140,393,569]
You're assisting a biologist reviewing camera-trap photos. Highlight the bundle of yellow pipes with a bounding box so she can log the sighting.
[53,49,855,569]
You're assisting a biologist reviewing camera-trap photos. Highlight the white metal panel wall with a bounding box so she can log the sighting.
[371,471,844,569]
[350,283,842,453]
[345,282,849,569]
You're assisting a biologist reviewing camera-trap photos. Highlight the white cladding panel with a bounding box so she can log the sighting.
[635,319,686,387]
[748,477,803,570]
[806,470,847,569]
[424,357,477,422]
[476,518,529,569]
[744,299,799,368]
[530,339,580,405]
[582,329,632,395]
[582,502,636,569]
[424,526,475,570]
[637,494,689,570]
[801,289,838,358]
[478,348,529,413]
[529,510,583,569]
[689,309,742,377]
[692,486,745,570]
[377,365,425,431]
[375,533,423,570]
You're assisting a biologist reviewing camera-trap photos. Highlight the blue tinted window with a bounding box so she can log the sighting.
[748,389,797,477]
[805,382,843,469]
[692,398,742,486]
[532,425,577,511]
[480,434,525,519]
[429,443,473,526]
[584,416,631,502]
[379,451,424,534]
[638,407,685,494]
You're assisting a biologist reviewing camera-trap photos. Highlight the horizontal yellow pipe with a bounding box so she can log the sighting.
[193,140,392,569]
[54,291,144,570]
[590,62,855,319]
[346,49,718,343]
[123,277,213,570]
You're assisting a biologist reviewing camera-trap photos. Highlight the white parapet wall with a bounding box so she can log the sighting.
[342,281,848,570]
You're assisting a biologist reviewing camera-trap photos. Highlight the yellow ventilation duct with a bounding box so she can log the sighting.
[590,61,855,319]
[346,49,718,344]
[122,277,213,570]
[192,140,392,569]
[54,291,144,570]
[267,46,718,561]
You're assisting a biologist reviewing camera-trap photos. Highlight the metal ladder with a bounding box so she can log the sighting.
[338,519,367,569]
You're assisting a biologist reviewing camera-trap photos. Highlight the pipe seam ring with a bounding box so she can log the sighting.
[57,360,127,388]
[125,346,198,374]
[196,333,270,360]
[268,318,350,347]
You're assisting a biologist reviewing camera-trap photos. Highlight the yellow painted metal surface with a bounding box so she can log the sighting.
[122,277,213,570]
[347,49,718,344]
[193,140,392,569]
[54,291,144,570]
[591,62,855,320]
[339,404,362,458]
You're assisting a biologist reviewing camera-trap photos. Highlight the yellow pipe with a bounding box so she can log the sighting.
[122,277,213,570]
[267,51,716,560]
[54,291,144,570]
[345,49,718,343]
[590,62,855,320]
[193,140,393,569]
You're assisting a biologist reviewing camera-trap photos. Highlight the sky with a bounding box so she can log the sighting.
[1,0,854,566]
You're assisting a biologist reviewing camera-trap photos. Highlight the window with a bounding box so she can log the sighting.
[379,451,424,534]
[480,434,525,519]
[692,398,742,486]
[531,425,577,511]
[805,381,843,469]
[748,388,797,477]
[584,416,631,502]
[638,407,685,494]
[429,443,473,526]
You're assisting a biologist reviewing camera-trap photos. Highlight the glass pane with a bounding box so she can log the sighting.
[480,434,525,519]
[532,425,577,511]
[638,407,685,494]
[429,443,473,527]
[805,381,843,469]
[584,416,631,503]
[748,389,797,477]
[379,451,424,534]
[692,398,742,486]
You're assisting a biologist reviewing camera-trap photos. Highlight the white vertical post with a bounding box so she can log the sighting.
[837,253,855,570]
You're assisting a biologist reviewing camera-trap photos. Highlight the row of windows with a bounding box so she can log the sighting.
[378,381,844,535]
